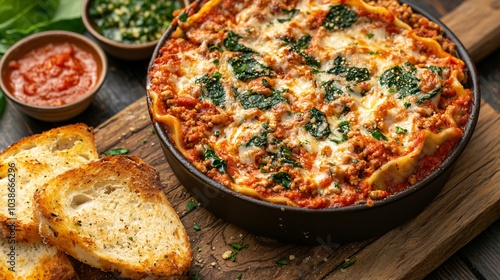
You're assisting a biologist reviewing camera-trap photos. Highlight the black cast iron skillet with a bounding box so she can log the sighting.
[146,0,480,245]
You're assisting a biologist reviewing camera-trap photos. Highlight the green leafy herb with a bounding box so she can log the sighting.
[371,129,388,141]
[237,88,287,110]
[277,8,299,23]
[224,30,254,53]
[269,146,302,168]
[305,107,331,139]
[179,11,188,22]
[271,172,292,189]
[395,126,408,134]
[204,146,229,175]
[186,200,198,212]
[228,243,249,251]
[128,237,134,241]
[245,123,273,147]
[230,251,238,261]
[276,259,288,266]
[367,33,374,39]
[337,121,350,133]
[380,62,420,98]
[195,73,226,106]
[236,273,242,280]
[193,223,201,231]
[404,102,411,109]
[331,134,348,144]
[328,56,370,83]
[281,35,320,68]
[103,148,129,156]
[323,80,343,102]
[0,0,85,56]
[338,258,356,270]
[209,45,224,53]
[229,53,273,81]
[322,5,358,30]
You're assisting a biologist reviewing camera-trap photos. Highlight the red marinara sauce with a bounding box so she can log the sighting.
[6,42,98,107]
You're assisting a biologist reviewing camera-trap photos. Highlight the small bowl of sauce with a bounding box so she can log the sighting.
[0,30,107,122]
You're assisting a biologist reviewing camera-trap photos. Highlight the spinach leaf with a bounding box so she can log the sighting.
[277,8,299,23]
[281,35,320,68]
[237,88,287,110]
[379,62,420,98]
[328,56,370,83]
[229,53,273,81]
[371,129,388,141]
[323,80,343,102]
[204,146,229,175]
[245,122,273,147]
[331,121,350,144]
[195,72,226,106]
[0,0,84,56]
[271,172,292,189]
[269,146,302,168]
[305,107,331,139]
[322,5,358,30]
[223,30,254,53]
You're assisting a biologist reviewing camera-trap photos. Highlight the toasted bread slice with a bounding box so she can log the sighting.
[0,123,98,243]
[0,237,76,280]
[34,155,192,279]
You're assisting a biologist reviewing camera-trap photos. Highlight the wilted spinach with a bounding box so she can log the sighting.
[328,56,370,83]
[277,8,299,23]
[223,30,254,53]
[281,35,320,68]
[323,80,343,102]
[305,107,331,139]
[204,146,229,175]
[380,62,420,98]
[237,88,288,110]
[229,53,274,81]
[195,72,226,106]
[271,172,292,189]
[322,5,358,30]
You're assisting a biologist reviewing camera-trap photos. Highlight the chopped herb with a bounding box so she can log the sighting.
[103,148,129,156]
[213,59,220,65]
[305,107,331,139]
[426,65,447,76]
[237,88,287,110]
[186,200,198,212]
[338,121,350,133]
[331,134,348,144]
[367,33,374,39]
[395,126,408,134]
[179,11,188,22]
[236,273,242,280]
[228,243,250,251]
[322,5,358,30]
[276,259,288,266]
[209,45,224,52]
[195,73,226,106]
[277,8,299,23]
[141,139,148,145]
[224,30,254,53]
[76,220,82,227]
[193,223,202,231]
[230,251,238,261]
[271,172,292,189]
[328,56,370,83]
[371,129,388,141]
[323,80,343,102]
[268,146,302,168]
[404,102,411,109]
[229,53,273,81]
[338,258,356,270]
[129,237,134,241]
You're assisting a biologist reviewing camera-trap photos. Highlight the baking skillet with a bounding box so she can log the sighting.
[146,0,480,244]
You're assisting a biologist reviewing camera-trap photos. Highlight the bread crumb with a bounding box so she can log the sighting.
[289,255,296,261]
[222,250,232,260]
[210,262,217,267]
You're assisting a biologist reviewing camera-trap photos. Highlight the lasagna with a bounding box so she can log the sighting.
[148,0,472,208]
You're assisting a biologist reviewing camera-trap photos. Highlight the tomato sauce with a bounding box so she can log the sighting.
[6,42,98,107]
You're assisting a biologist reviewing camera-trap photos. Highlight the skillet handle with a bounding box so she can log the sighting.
[441,0,500,62]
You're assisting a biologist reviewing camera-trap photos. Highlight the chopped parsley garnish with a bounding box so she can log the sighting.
[338,258,357,270]
[404,102,411,109]
[229,53,274,81]
[209,45,224,53]
[395,126,408,134]
[102,148,129,156]
[328,56,370,83]
[224,30,254,53]
[305,107,331,139]
[271,172,292,189]
[179,11,188,22]
[236,88,287,110]
[323,80,343,102]
[371,129,388,141]
[228,243,249,251]
[277,8,299,23]
[331,121,350,144]
[193,223,202,231]
[322,5,358,30]
[280,35,321,68]
[186,200,198,212]
[195,73,226,106]
[276,259,288,266]
[367,33,374,39]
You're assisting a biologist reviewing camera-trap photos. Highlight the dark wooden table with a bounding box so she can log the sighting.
[0,0,498,279]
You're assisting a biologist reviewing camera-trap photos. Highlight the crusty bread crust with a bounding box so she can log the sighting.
[0,123,98,243]
[34,155,192,279]
[0,237,76,280]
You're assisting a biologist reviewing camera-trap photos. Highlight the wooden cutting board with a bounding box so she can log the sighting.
[88,1,500,279]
